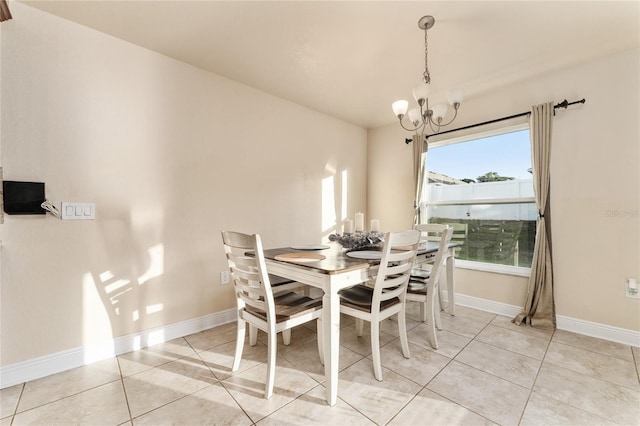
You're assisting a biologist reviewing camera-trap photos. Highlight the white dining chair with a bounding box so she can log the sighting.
[221,231,324,399]
[406,224,454,349]
[338,230,421,381]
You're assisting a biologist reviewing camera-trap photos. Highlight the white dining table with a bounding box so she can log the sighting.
[261,242,456,406]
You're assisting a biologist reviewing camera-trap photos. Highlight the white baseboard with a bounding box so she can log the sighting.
[449,291,640,347]
[2,295,638,389]
[0,309,236,389]
[451,292,523,318]
[556,315,640,347]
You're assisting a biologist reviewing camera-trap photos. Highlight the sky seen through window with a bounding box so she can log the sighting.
[427,130,532,181]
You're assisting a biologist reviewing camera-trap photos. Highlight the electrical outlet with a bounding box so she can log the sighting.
[625,278,639,299]
[220,271,230,285]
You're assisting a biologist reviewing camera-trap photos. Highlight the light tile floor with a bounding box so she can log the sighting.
[2,304,639,425]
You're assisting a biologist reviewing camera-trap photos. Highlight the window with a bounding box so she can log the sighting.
[421,123,536,275]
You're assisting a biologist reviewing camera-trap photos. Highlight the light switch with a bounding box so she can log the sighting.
[62,202,96,220]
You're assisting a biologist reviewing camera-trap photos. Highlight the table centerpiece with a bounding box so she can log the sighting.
[328,231,384,252]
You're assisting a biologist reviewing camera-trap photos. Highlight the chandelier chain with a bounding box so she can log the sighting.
[423,27,430,84]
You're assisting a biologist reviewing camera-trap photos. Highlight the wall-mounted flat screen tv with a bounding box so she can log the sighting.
[2,180,46,215]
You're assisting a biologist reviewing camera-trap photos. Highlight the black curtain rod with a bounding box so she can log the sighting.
[405,98,586,144]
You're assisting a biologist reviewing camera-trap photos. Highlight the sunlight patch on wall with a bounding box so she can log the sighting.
[138,243,164,285]
[322,175,337,232]
[104,279,131,298]
[99,271,114,282]
[145,303,164,315]
[341,169,348,220]
[82,272,113,356]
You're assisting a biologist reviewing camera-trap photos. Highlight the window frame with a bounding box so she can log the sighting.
[421,120,534,277]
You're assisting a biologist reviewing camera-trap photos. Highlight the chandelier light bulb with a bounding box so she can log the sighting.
[447,88,465,108]
[412,82,430,105]
[408,108,422,126]
[392,100,409,117]
[431,103,448,121]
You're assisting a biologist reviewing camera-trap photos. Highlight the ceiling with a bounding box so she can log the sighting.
[18,1,640,129]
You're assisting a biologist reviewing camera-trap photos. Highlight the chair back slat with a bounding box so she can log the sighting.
[414,224,454,290]
[221,231,275,318]
[370,230,421,309]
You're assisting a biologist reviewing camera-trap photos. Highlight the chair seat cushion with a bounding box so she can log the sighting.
[269,274,296,287]
[410,268,431,279]
[339,284,400,313]
[407,279,428,293]
[245,292,322,322]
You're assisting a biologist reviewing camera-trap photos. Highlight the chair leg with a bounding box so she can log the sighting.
[434,301,443,331]
[434,284,443,330]
[232,315,246,372]
[356,318,364,336]
[426,288,439,349]
[438,273,445,312]
[398,309,411,359]
[249,324,258,346]
[265,323,277,399]
[371,320,383,381]
[283,329,292,345]
[420,301,427,322]
[316,318,324,365]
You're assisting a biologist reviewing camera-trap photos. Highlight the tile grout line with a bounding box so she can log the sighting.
[125,337,236,423]
[633,347,640,385]
[438,311,510,424]
[515,326,556,425]
[522,334,631,426]
[8,382,25,425]
[551,335,638,364]
[544,340,640,393]
[385,310,498,426]
[189,336,256,425]
[116,356,134,425]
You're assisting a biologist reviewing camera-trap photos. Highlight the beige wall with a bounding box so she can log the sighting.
[0,4,366,366]
[2,3,638,371]
[369,48,640,331]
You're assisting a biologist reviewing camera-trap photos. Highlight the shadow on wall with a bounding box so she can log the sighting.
[82,207,168,357]
[79,163,356,358]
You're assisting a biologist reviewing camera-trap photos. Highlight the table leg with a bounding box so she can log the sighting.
[323,287,340,406]
[446,249,456,315]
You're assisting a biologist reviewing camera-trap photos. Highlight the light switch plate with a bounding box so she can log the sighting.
[61,202,95,220]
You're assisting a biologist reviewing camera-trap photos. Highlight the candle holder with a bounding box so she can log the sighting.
[328,231,384,252]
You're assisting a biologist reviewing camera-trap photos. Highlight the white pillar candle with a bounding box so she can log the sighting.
[343,219,353,234]
[355,212,364,232]
[370,219,380,232]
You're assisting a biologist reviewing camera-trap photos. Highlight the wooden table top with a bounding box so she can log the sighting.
[262,244,370,275]
[261,242,456,276]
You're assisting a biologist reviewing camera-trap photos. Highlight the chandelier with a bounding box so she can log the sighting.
[392,16,464,137]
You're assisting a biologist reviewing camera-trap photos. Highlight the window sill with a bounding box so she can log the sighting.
[454,259,531,277]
